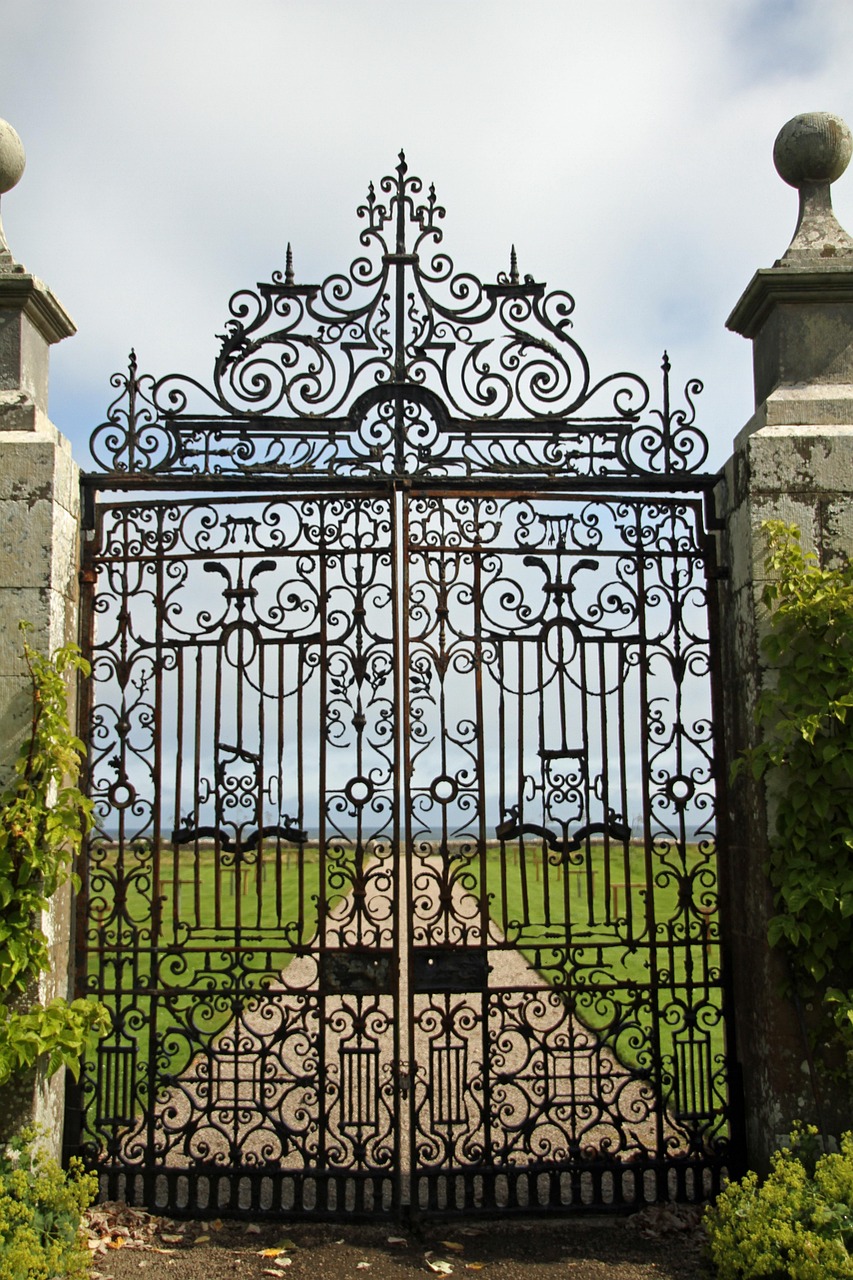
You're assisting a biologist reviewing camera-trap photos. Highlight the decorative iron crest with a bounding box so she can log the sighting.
[89,153,708,481]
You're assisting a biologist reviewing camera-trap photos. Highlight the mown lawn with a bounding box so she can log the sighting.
[485,839,725,1078]
[86,837,725,1102]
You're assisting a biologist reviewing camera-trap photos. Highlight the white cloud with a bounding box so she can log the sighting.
[3,0,853,467]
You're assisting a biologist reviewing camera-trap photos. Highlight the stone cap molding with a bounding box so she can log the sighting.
[0,271,75,346]
[727,266,853,340]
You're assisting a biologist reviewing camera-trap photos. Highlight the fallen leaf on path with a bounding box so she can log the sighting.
[441,1242,464,1252]
[246,1223,262,1234]
[387,1236,407,1245]
[194,1235,210,1244]
[465,1264,487,1270]
[357,1261,371,1270]
[626,1203,704,1239]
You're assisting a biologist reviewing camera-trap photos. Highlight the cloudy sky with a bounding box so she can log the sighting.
[4,0,853,471]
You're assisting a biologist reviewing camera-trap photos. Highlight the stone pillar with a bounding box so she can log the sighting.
[0,120,79,1155]
[719,112,853,1170]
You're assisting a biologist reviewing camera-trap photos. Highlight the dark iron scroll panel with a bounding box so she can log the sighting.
[77,493,404,1215]
[75,486,734,1217]
[402,490,730,1213]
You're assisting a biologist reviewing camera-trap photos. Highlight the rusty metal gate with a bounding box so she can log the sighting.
[69,156,741,1218]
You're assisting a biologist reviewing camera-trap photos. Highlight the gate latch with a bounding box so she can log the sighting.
[394,1062,411,1099]
[321,949,393,994]
[413,947,487,992]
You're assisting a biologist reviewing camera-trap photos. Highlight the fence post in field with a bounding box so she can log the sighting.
[717,112,853,1171]
[0,119,80,1155]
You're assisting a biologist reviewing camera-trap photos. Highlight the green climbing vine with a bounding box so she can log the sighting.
[0,623,109,1088]
[741,521,853,1068]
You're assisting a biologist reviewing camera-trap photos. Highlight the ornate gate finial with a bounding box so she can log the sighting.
[88,156,708,482]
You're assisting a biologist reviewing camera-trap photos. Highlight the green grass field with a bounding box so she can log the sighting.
[85,837,725,1108]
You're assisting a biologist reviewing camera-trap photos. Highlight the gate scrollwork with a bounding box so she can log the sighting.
[89,154,706,482]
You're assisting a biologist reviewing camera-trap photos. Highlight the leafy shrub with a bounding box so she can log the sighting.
[0,625,109,1086]
[0,1128,96,1280]
[739,522,853,1063]
[706,1127,853,1279]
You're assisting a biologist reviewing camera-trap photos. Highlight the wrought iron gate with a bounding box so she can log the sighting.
[71,156,741,1217]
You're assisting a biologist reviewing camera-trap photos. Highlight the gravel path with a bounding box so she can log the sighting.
[131,853,679,1200]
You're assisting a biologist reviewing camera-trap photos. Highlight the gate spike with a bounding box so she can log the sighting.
[509,244,519,285]
[285,242,295,287]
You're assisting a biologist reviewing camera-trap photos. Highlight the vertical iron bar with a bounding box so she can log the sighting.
[635,505,667,1176]
[66,536,101,1163]
[397,485,412,1212]
[192,645,203,930]
[296,638,305,943]
[213,640,224,929]
[579,641,594,928]
[276,640,285,928]
[703,496,747,1173]
[599,643,612,926]
[498,641,509,937]
[471,496,492,1178]
[617,639,633,942]
[173,648,185,938]
[256,638,266,931]
[144,504,166,1200]
[518,642,530,924]
[317,498,329,1177]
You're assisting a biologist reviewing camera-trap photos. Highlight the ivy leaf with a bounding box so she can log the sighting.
[751,521,853,1066]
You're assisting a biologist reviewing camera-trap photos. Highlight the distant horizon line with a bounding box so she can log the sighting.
[90,827,715,847]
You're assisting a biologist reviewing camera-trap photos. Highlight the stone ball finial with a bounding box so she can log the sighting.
[0,120,25,196]
[770,113,853,262]
[773,112,852,188]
